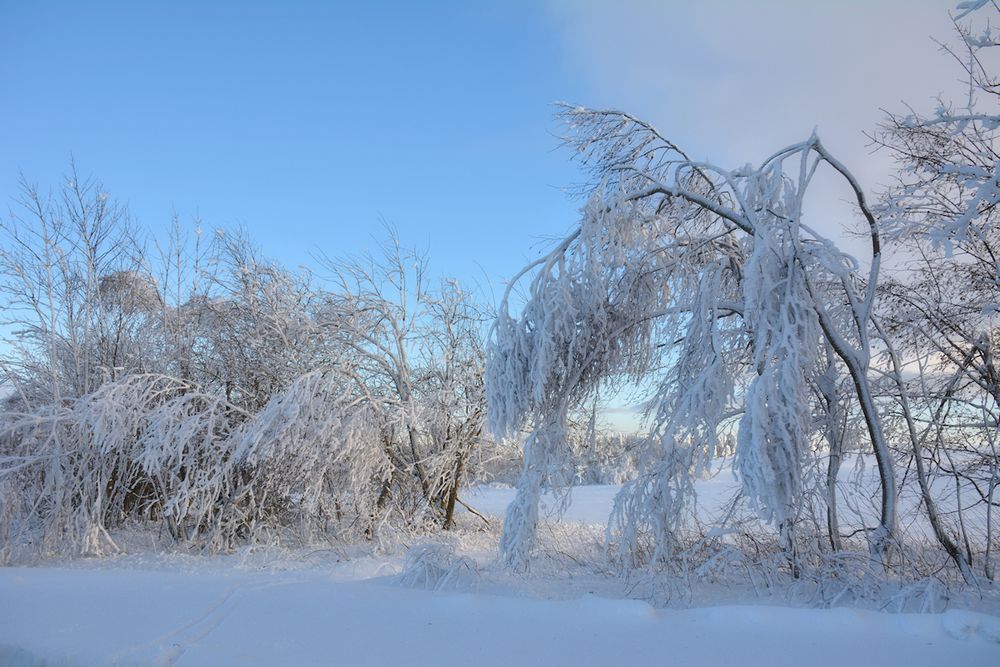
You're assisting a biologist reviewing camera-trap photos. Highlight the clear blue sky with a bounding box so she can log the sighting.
[1,0,958,297]
[1,0,592,294]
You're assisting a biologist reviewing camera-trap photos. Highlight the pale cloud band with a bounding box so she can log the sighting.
[546,0,963,256]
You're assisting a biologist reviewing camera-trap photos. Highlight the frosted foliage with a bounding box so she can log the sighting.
[737,201,821,525]
[0,372,396,560]
[611,257,741,561]
[488,197,665,443]
[228,370,389,536]
[0,375,239,556]
[498,414,570,567]
[877,4,1000,258]
[397,543,480,591]
[0,222,489,559]
[489,106,897,568]
[488,184,746,566]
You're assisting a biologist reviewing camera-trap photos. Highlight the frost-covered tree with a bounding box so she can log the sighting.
[197,232,331,410]
[871,1,1000,580]
[0,172,496,559]
[0,167,145,405]
[322,235,490,530]
[488,107,897,569]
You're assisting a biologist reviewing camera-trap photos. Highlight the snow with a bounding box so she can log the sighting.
[466,483,619,523]
[1,473,998,666]
[2,564,999,666]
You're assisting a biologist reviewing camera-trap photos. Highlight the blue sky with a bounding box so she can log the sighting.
[1,1,959,295]
[0,1,962,428]
[1,1,590,293]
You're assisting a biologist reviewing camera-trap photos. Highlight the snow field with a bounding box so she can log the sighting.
[2,471,999,666]
[1,565,999,666]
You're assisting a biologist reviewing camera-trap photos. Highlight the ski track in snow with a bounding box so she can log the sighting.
[106,578,302,665]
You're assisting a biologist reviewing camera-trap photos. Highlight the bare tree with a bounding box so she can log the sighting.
[870,2,1000,580]
[0,166,145,406]
[198,231,329,409]
[321,234,489,530]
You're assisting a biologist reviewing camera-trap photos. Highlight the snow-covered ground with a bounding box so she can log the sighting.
[2,563,999,666]
[2,469,999,666]
[466,472,740,524]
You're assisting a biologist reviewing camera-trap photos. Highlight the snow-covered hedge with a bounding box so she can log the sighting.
[0,372,417,562]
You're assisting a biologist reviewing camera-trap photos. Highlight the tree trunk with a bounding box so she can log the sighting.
[442,456,464,530]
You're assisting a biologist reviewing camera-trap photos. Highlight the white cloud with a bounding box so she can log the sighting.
[547,0,965,256]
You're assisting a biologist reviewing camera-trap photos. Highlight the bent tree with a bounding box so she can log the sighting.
[487,107,896,570]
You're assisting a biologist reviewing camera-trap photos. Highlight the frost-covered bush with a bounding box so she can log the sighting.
[230,369,406,542]
[0,180,498,561]
[398,542,480,591]
[0,375,239,558]
[0,369,460,562]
